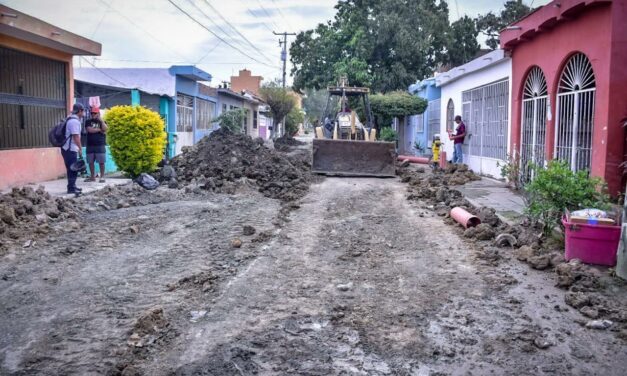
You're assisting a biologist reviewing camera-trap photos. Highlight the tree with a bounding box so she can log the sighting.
[259,81,296,139]
[214,108,246,133]
[476,0,532,50]
[285,107,305,136]
[301,88,329,126]
[369,91,428,128]
[448,16,480,67]
[290,0,453,93]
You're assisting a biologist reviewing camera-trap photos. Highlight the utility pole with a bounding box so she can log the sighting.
[273,31,296,138]
[273,31,296,88]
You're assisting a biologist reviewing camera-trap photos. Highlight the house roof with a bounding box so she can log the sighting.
[74,68,176,97]
[435,49,509,87]
[0,5,101,55]
[408,77,437,94]
[500,0,612,50]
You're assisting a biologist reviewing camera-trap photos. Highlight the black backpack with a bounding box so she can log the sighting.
[49,117,71,147]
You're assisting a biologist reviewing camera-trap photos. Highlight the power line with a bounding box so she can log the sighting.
[201,0,276,64]
[270,0,295,32]
[78,56,129,87]
[256,0,281,31]
[96,0,195,63]
[168,0,279,69]
[247,8,274,34]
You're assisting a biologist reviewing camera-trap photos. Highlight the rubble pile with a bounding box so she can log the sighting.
[170,128,311,201]
[79,183,200,211]
[273,135,306,152]
[0,186,82,253]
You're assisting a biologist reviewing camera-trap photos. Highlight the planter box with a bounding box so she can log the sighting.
[562,216,621,266]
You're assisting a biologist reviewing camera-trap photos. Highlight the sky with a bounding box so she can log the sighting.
[1,0,550,86]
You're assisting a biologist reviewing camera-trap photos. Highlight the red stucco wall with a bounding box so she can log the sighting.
[507,1,626,195]
[0,148,66,191]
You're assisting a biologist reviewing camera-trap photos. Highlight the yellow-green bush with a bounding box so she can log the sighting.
[104,106,166,176]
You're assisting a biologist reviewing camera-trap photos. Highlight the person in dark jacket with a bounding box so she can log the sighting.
[84,107,108,183]
[448,115,466,164]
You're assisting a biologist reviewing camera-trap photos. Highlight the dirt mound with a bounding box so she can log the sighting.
[170,129,311,201]
[0,186,82,254]
[272,135,305,151]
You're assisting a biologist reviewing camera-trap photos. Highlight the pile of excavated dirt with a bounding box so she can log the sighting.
[400,164,627,339]
[169,128,311,201]
[273,135,306,152]
[0,186,83,254]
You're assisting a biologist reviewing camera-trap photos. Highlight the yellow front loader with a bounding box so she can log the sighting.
[312,81,397,177]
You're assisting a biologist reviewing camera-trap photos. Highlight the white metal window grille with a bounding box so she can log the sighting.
[461,80,509,160]
[555,53,596,172]
[520,67,548,183]
[409,114,424,133]
[195,99,215,130]
[176,94,194,132]
[446,99,455,132]
[427,99,441,143]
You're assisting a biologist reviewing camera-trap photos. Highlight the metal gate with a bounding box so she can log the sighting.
[0,46,67,149]
[555,53,596,172]
[520,67,548,182]
[461,80,509,160]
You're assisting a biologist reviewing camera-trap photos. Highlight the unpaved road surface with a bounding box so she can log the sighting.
[1,178,626,375]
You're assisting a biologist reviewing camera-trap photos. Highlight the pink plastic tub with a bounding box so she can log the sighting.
[562,216,621,266]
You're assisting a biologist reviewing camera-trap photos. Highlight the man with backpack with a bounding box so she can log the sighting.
[61,103,85,194]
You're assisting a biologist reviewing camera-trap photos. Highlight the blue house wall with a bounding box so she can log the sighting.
[408,77,440,155]
[169,67,217,155]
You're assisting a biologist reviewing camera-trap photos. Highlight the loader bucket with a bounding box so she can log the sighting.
[312,139,397,177]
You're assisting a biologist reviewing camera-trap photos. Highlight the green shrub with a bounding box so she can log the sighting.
[525,160,611,236]
[215,108,246,133]
[497,153,522,190]
[285,107,305,136]
[379,127,398,142]
[104,105,166,177]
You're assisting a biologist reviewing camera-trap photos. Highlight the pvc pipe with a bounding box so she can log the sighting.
[397,155,430,164]
[450,207,481,228]
[439,151,447,169]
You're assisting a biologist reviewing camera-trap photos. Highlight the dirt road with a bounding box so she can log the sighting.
[1,177,626,375]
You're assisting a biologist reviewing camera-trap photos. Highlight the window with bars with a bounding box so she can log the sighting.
[253,110,258,129]
[446,99,455,132]
[176,94,193,132]
[461,80,509,160]
[195,99,215,130]
[427,99,441,144]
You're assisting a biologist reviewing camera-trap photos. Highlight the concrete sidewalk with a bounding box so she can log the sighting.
[456,176,526,225]
[3,175,132,198]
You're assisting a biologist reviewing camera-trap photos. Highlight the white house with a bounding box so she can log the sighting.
[436,49,512,178]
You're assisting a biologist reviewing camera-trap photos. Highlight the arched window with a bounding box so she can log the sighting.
[446,99,455,132]
[555,53,596,172]
[520,66,548,183]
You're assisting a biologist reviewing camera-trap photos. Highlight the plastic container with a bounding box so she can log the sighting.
[562,216,621,266]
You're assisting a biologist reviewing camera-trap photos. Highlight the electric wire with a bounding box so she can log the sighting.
[270,0,295,32]
[96,0,196,63]
[78,56,129,87]
[184,0,265,64]
[247,8,275,33]
[255,0,281,31]
[201,0,276,64]
[167,0,280,69]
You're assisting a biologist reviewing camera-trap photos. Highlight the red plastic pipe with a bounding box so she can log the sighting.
[397,155,430,164]
[450,207,481,228]
[439,151,447,169]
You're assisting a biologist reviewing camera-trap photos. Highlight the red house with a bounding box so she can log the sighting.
[501,0,626,195]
